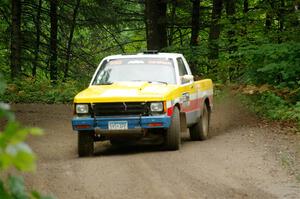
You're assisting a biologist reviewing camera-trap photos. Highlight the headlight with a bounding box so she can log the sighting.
[76,104,89,114]
[150,102,163,112]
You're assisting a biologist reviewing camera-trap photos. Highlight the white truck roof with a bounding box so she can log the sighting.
[104,52,184,60]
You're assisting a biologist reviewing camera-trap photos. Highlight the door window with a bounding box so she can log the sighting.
[177,58,188,76]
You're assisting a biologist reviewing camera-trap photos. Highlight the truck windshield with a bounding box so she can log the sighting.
[92,58,176,85]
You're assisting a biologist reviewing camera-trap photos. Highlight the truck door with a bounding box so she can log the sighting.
[177,57,197,126]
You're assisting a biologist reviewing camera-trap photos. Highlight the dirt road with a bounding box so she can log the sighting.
[11,99,300,199]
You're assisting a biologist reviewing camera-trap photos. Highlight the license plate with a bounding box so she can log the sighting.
[108,121,128,130]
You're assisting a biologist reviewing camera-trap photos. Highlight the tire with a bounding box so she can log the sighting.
[78,131,94,157]
[189,104,210,141]
[165,106,181,150]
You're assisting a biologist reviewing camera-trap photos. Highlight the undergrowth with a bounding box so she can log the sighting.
[0,78,88,103]
[238,91,300,129]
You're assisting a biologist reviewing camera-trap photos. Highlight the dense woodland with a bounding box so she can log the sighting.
[0,0,300,121]
[0,1,299,197]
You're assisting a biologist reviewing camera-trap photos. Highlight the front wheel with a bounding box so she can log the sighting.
[78,131,94,157]
[164,107,181,150]
[189,104,210,141]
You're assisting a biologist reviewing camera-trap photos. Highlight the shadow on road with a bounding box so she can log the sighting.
[93,135,202,156]
[94,142,164,156]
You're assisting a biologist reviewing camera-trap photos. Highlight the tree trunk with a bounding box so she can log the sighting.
[265,1,274,31]
[11,0,22,79]
[243,0,249,13]
[265,13,272,30]
[145,0,167,51]
[168,0,177,46]
[64,0,80,81]
[277,0,285,43]
[225,0,236,16]
[225,0,236,52]
[50,0,58,82]
[190,0,201,46]
[33,0,42,77]
[292,0,299,27]
[208,0,223,61]
[225,0,237,82]
[279,0,285,32]
[242,0,249,35]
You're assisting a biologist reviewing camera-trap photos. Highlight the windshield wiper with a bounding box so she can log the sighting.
[132,80,168,85]
[96,82,114,85]
[148,81,168,85]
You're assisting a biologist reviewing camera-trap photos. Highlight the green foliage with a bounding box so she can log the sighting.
[239,42,300,89]
[239,91,300,127]
[0,175,53,199]
[0,75,54,199]
[0,77,87,103]
[0,121,42,171]
[0,73,6,93]
[236,42,300,121]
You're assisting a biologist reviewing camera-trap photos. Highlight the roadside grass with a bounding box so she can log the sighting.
[0,77,88,104]
[233,86,300,132]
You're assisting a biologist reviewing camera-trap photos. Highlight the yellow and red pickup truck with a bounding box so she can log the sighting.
[72,52,213,156]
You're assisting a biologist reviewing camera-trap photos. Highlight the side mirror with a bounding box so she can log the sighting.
[181,74,194,84]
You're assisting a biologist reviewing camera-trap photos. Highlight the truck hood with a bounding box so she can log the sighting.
[74,81,178,103]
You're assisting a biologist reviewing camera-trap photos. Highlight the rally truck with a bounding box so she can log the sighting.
[72,52,213,157]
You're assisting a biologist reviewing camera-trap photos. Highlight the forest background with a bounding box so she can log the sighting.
[0,0,299,197]
[0,0,299,127]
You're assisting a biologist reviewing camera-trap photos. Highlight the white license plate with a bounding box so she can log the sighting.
[108,121,128,130]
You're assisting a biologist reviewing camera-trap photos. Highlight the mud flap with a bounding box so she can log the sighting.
[180,112,187,133]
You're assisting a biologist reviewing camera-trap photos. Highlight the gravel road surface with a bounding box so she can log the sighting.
[11,99,300,199]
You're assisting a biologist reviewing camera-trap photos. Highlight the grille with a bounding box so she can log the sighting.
[92,102,149,116]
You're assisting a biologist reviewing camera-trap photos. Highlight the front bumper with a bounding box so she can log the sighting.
[72,115,171,132]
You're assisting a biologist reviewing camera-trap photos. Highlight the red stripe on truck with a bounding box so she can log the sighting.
[180,98,204,112]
